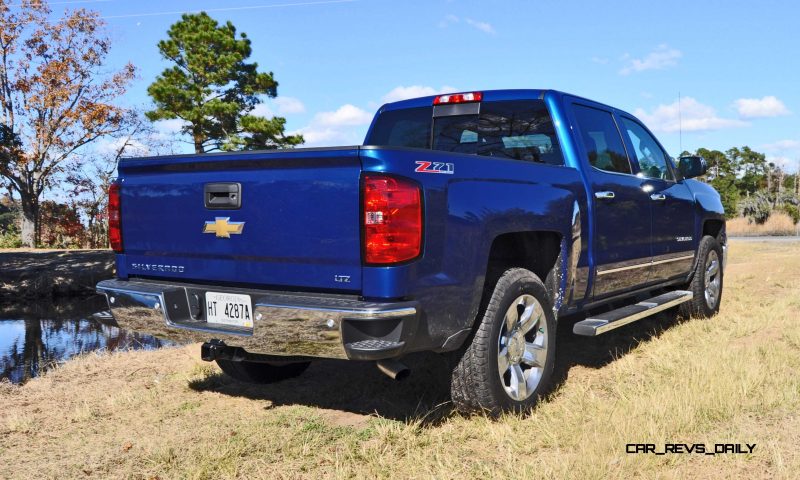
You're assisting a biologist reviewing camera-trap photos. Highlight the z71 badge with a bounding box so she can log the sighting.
[415,161,454,174]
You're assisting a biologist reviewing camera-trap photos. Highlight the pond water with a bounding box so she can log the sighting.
[0,295,169,384]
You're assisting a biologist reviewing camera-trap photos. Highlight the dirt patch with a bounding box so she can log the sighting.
[319,409,373,428]
[0,249,113,300]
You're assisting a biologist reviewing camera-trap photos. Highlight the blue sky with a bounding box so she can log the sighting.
[62,0,799,170]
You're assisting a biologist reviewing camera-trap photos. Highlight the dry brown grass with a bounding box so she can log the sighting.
[727,212,800,237]
[1,241,799,479]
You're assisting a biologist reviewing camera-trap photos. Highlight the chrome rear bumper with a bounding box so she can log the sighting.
[96,279,417,360]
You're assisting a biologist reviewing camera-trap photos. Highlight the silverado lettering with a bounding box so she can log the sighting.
[130,263,185,273]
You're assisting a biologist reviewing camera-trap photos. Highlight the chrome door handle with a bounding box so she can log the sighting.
[594,191,615,200]
[650,193,667,201]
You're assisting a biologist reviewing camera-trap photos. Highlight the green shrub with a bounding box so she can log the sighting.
[740,192,772,225]
[0,229,21,248]
[0,206,21,248]
[782,204,800,225]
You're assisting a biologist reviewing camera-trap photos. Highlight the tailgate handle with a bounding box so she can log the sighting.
[204,183,241,210]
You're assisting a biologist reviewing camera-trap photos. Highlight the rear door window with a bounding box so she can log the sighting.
[572,104,632,175]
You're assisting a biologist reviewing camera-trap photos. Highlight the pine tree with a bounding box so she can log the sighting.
[147,13,303,153]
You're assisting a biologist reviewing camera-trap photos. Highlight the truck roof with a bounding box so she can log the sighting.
[379,88,632,118]
[380,89,547,111]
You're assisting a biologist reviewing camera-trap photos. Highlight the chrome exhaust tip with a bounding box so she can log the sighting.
[376,359,410,381]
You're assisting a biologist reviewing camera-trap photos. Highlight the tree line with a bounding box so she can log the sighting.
[0,2,302,248]
[0,1,798,249]
[684,147,800,225]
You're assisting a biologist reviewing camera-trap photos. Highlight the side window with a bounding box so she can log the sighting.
[572,105,631,174]
[621,118,674,181]
[476,101,564,165]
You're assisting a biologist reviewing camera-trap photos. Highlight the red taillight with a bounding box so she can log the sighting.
[363,174,422,264]
[108,182,123,253]
[433,91,483,105]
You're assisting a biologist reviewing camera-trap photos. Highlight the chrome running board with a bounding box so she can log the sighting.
[573,290,693,336]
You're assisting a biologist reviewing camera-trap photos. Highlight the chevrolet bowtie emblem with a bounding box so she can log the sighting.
[203,217,245,238]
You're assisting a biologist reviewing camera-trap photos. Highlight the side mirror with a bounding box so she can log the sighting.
[678,156,708,179]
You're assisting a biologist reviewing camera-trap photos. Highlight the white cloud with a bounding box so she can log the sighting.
[249,97,306,118]
[766,155,799,171]
[273,96,306,115]
[762,140,800,171]
[93,136,151,158]
[439,15,495,34]
[634,97,747,133]
[464,18,495,34]
[250,97,306,118]
[153,119,186,135]
[250,103,274,118]
[438,14,459,28]
[620,44,682,75]
[312,104,373,127]
[294,127,361,147]
[295,104,374,147]
[762,139,800,151]
[381,85,459,104]
[733,96,791,119]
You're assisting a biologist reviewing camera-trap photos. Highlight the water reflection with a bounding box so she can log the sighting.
[0,295,170,384]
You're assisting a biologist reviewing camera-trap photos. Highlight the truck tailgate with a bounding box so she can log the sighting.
[117,148,363,292]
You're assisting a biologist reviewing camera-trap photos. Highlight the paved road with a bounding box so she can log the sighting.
[729,236,800,242]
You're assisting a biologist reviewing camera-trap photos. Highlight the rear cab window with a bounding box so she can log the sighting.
[366,100,564,166]
[366,107,431,149]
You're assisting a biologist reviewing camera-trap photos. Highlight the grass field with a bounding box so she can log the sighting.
[727,213,800,237]
[1,240,799,479]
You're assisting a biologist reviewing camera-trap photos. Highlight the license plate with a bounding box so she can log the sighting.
[205,292,253,328]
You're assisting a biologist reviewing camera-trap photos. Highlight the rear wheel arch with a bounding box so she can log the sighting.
[482,231,564,316]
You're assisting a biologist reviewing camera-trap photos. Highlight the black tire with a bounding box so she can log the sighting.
[451,268,557,415]
[680,235,724,318]
[216,359,310,384]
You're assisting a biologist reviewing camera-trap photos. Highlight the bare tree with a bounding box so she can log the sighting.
[0,2,136,247]
[796,164,800,198]
[65,113,172,248]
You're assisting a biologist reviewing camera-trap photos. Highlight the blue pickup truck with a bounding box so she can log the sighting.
[97,89,726,413]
